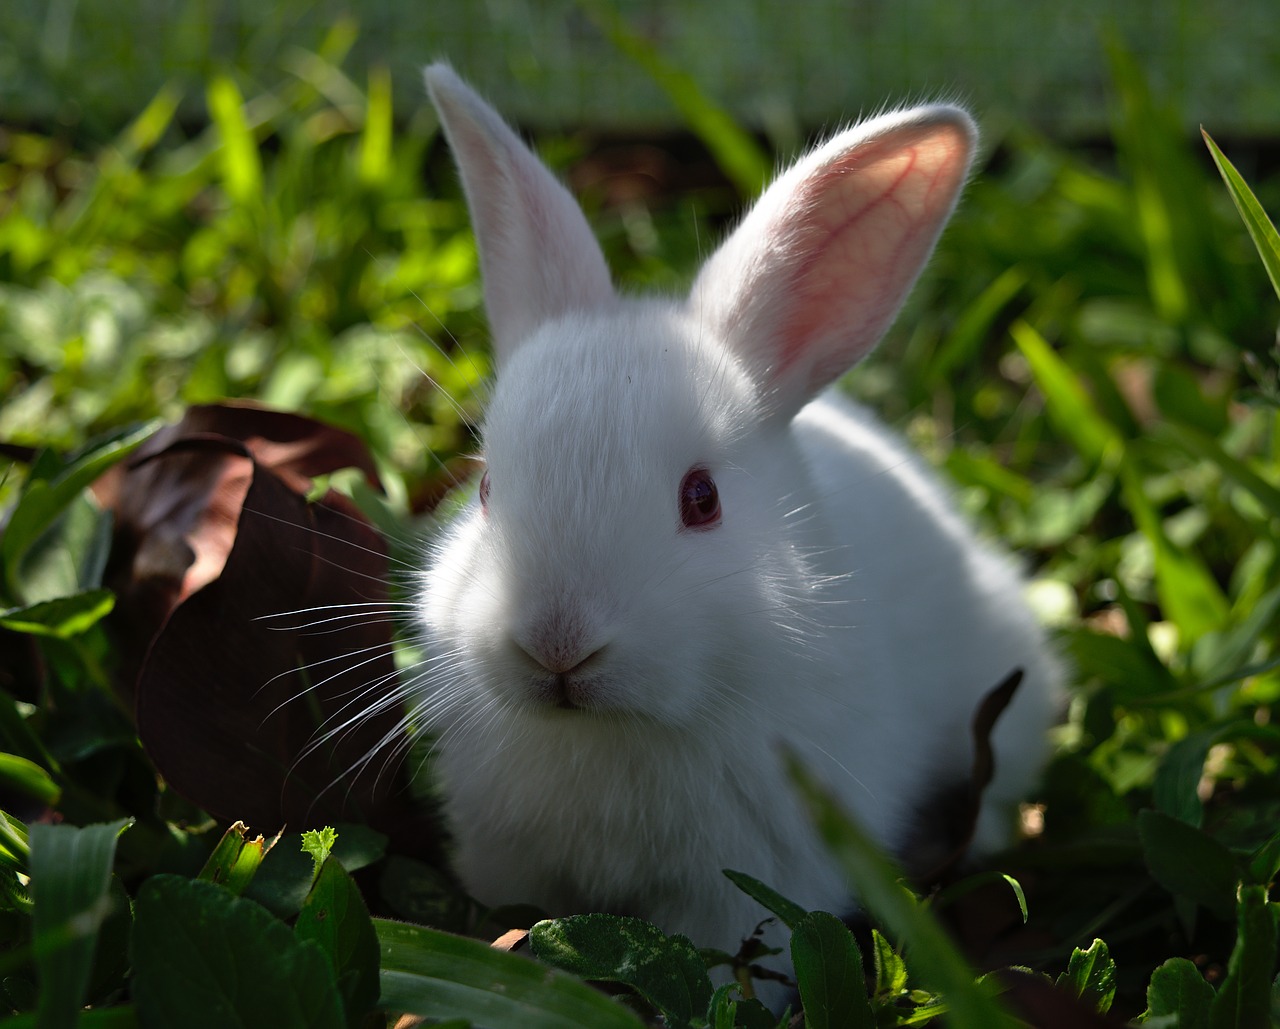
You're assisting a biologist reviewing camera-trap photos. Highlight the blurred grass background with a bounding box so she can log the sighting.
[5,0,1280,141]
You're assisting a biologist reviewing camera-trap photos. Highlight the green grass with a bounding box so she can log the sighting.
[1,33,1279,1028]
[7,0,1280,140]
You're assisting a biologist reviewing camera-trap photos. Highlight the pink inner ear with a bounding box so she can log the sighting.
[776,123,970,393]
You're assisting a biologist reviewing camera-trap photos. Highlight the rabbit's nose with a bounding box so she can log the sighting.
[516,636,604,676]
[511,616,610,710]
[512,604,606,675]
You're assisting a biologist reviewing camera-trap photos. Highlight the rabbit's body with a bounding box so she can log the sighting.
[417,65,1059,981]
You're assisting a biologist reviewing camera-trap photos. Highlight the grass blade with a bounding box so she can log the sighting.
[0,754,60,807]
[1161,421,1280,520]
[359,65,393,187]
[574,0,770,197]
[786,754,1018,1028]
[207,74,263,207]
[1011,321,1228,639]
[722,868,808,929]
[1209,884,1278,1027]
[1010,320,1120,465]
[122,82,183,157]
[1203,128,1280,304]
[1118,461,1229,643]
[0,589,115,639]
[30,819,131,1029]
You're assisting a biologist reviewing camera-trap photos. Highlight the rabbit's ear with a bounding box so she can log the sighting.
[425,65,614,365]
[692,106,975,422]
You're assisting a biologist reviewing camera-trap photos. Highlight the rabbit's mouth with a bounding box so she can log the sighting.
[529,670,609,712]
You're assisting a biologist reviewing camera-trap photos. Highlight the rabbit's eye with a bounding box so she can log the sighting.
[479,470,491,511]
[679,467,720,530]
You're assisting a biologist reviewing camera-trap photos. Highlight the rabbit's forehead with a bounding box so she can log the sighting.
[482,310,751,486]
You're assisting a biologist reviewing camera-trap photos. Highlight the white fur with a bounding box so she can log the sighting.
[417,65,1059,991]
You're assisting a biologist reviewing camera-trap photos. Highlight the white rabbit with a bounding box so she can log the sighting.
[416,64,1059,993]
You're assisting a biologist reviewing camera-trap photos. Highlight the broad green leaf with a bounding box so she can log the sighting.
[295,857,380,1027]
[871,929,907,997]
[1064,629,1178,700]
[131,875,344,1029]
[786,755,1018,1027]
[723,868,808,929]
[1021,475,1113,548]
[8,495,113,608]
[1,423,152,601]
[1144,958,1214,1029]
[1054,938,1117,1013]
[29,819,131,1029]
[0,755,59,807]
[197,822,279,895]
[1153,732,1213,828]
[1210,885,1278,1029]
[207,75,263,207]
[376,918,645,1029]
[1203,129,1280,303]
[1137,810,1239,920]
[790,911,873,1029]
[707,984,779,1029]
[529,913,712,1029]
[376,854,472,933]
[0,589,114,639]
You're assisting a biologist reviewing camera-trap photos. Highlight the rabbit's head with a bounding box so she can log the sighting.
[419,65,975,733]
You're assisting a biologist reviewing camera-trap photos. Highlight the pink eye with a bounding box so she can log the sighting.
[679,467,720,530]
[479,470,491,511]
